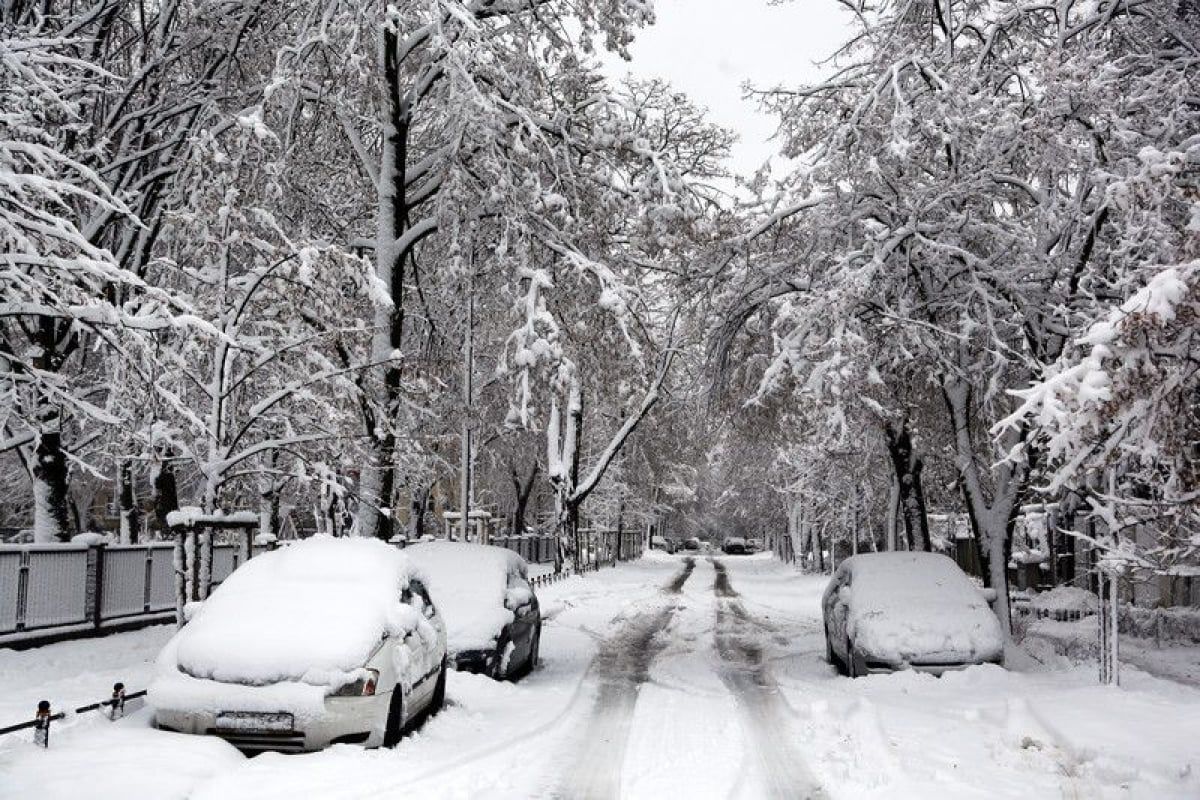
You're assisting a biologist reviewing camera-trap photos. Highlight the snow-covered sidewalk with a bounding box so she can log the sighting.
[2,553,1198,799]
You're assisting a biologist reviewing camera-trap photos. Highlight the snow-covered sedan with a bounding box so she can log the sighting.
[823,552,1003,677]
[151,537,447,752]
[404,541,541,681]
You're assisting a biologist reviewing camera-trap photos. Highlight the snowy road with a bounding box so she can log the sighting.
[3,553,1200,799]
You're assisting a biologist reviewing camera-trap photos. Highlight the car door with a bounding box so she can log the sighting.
[400,579,441,708]
[504,568,539,671]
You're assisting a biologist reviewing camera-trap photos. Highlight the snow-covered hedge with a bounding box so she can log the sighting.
[1119,605,1200,646]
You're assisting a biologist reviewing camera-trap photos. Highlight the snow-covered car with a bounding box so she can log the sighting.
[722,537,748,555]
[404,541,541,681]
[151,537,447,752]
[746,538,763,552]
[823,552,1003,677]
[682,537,703,551]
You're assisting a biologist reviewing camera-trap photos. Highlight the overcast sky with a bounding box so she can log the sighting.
[600,0,850,177]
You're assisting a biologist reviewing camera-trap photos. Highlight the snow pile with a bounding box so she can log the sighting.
[0,726,243,800]
[838,552,1003,663]
[1029,586,1098,614]
[71,531,112,545]
[157,536,419,688]
[405,541,528,653]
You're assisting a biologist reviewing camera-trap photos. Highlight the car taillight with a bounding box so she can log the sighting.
[362,669,378,696]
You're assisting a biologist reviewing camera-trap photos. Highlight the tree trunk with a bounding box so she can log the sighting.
[943,378,1027,635]
[119,459,139,544]
[510,461,539,535]
[153,454,179,538]
[884,420,931,551]
[32,430,73,543]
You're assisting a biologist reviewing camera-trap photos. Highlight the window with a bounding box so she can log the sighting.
[407,579,437,620]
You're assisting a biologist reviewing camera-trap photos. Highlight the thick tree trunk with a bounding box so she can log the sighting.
[358,27,414,542]
[943,378,1028,635]
[884,420,931,551]
[510,461,539,535]
[32,430,73,543]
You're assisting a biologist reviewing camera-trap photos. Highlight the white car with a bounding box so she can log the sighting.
[151,536,447,752]
[823,552,1003,677]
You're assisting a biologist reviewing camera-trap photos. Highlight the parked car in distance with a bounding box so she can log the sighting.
[722,537,748,555]
[405,541,541,681]
[746,538,764,553]
[151,536,448,752]
[682,537,703,552]
[823,552,1003,677]
[650,535,676,553]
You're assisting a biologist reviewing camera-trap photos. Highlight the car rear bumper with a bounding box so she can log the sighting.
[861,657,1003,676]
[154,694,390,752]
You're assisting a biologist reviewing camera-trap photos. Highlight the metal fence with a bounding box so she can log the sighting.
[0,543,264,647]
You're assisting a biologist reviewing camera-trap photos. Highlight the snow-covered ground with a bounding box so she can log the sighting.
[2,553,1199,799]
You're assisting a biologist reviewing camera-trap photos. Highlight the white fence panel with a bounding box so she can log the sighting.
[0,551,20,633]
[25,548,89,629]
[102,547,148,619]
[147,546,176,612]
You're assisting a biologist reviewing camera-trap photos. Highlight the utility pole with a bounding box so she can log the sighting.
[459,269,474,542]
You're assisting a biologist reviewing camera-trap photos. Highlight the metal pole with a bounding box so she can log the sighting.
[459,269,474,542]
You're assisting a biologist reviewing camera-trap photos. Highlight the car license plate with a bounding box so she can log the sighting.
[215,711,294,732]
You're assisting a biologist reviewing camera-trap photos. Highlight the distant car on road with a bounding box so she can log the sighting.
[822,552,1003,677]
[151,537,447,752]
[746,538,764,553]
[682,537,703,552]
[722,537,748,555]
[405,541,541,681]
[650,535,676,553]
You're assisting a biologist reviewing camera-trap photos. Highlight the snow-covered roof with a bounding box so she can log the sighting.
[404,541,528,654]
[168,536,419,686]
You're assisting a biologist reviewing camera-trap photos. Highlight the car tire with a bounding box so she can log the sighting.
[382,687,407,747]
[528,626,541,674]
[429,659,447,715]
[492,638,508,681]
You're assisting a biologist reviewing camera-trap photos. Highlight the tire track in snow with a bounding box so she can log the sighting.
[712,559,827,800]
[554,558,694,799]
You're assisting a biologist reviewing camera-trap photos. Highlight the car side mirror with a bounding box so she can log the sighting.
[979,587,998,604]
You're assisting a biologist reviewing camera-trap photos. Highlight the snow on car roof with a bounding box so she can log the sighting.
[404,541,528,654]
[171,536,419,686]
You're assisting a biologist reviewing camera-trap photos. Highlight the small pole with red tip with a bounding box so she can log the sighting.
[34,701,51,747]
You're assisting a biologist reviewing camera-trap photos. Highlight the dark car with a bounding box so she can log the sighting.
[682,537,702,551]
[722,537,748,555]
[405,541,541,680]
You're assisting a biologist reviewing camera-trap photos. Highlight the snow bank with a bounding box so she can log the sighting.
[404,541,527,654]
[0,725,244,800]
[161,536,419,687]
[839,552,1003,663]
